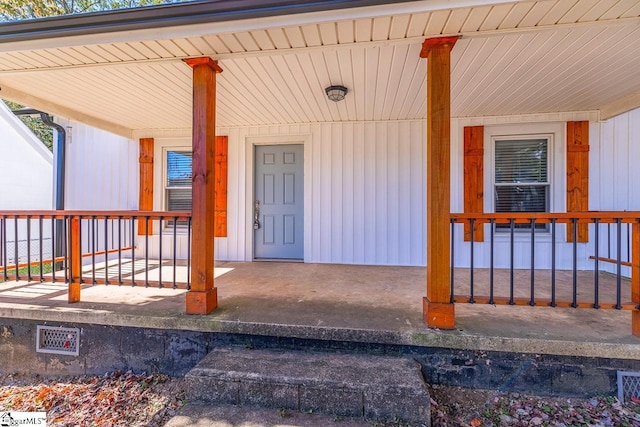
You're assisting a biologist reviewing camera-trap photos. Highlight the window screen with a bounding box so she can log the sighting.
[494,138,549,228]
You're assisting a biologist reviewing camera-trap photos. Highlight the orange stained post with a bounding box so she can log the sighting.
[138,137,154,235]
[633,221,640,336]
[184,57,223,315]
[420,36,459,329]
[69,216,81,303]
[566,121,589,243]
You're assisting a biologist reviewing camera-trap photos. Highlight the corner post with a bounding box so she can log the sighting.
[632,221,640,336]
[184,57,223,314]
[420,36,459,329]
[69,216,81,303]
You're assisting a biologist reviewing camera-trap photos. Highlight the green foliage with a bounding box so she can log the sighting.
[3,100,53,150]
[0,0,184,21]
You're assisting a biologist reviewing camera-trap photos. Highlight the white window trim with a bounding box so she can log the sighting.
[484,122,566,240]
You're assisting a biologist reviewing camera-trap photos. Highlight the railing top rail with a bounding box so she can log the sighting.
[0,210,192,220]
[451,211,640,224]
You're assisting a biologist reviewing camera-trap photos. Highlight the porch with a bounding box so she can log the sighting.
[0,261,637,361]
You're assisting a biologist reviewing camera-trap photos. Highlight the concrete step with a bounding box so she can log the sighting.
[184,347,430,425]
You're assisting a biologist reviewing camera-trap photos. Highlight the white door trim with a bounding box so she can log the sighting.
[244,134,312,262]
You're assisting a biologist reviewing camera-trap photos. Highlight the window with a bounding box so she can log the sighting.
[494,138,549,229]
[166,150,192,219]
[161,137,228,236]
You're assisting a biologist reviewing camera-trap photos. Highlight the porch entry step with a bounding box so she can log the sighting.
[184,347,430,424]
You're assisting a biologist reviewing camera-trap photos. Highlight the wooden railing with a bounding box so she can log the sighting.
[450,212,640,336]
[0,211,192,302]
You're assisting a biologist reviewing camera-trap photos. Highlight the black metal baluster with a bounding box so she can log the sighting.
[38,217,43,282]
[450,219,455,303]
[551,218,556,307]
[131,218,136,287]
[26,216,32,281]
[529,219,535,306]
[145,216,149,288]
[187,217,191,291]
[159,216,163,288]
[104,217,109,285]
[489,219,494,305]
[616,218,622,309]
[509,218,514,305]
[172,216,177,289]
[469,219,475,303]
[593,218,600,309]
[14,217,19,281]
[118,216,122,286]
[92,216,96,285]
[572,218,577,308]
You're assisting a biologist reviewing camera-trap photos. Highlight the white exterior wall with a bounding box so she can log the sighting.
[0,102,54,263]
[589,107,640,275]
[61,120,138,210]
[61,120,138,260]
[0,102,53,210]
[147,121,427,265]
[139,108,640,269]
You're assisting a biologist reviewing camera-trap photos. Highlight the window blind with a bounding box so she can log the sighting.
[495,139,549,214]
[495,139,547,184]
[167,151,192,215]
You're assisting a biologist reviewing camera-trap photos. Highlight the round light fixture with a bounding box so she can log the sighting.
[325,85,348,102]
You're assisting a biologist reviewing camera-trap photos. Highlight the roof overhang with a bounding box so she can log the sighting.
[0,0,638,138]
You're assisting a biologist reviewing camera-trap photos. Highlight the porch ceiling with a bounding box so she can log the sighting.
[0,0,638,137]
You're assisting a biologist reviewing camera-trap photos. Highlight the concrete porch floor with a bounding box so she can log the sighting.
[0,261,638,360]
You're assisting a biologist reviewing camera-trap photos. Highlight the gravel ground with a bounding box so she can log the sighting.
[1,372,640,426]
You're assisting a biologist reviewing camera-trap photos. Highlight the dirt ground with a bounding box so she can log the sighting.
[1,372,639,426]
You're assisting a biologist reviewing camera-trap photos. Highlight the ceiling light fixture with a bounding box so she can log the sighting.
[325,85,348,102]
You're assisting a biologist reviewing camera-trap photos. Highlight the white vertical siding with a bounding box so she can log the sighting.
[212,120,427,265]
[593,108,640,211]
[99,108,639,269]
[590,107,640,275]
[63,120,138,210]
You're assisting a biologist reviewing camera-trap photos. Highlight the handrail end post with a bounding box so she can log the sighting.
[68,216,82,303]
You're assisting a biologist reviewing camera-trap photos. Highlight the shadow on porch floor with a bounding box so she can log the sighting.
[0,261,637,360]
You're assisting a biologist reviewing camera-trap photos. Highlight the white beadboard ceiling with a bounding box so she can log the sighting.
[0,0,639,136]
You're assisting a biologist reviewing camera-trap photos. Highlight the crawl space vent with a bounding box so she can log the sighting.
[36,325,79,356]
[618,371,640,404]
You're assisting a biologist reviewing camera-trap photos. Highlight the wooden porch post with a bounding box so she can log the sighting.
[184,57,222,315]
[420,36,458,329]
[69,216,81,303]
[138,137,154,235]
[633,221,640,336]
